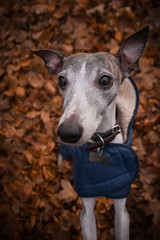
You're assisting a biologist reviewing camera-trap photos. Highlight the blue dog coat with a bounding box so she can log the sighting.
[60,77,139,199]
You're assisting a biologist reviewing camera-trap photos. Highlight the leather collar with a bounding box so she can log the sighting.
[86,106,121,152]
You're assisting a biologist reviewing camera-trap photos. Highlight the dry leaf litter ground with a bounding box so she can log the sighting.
[0,0,160,240]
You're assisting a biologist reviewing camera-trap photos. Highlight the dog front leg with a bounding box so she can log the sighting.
[80,197,97,240]
[114,198,130,240]
[57,154,63,165]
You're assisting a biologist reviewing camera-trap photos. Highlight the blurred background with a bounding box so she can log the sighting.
[0,0,160,239]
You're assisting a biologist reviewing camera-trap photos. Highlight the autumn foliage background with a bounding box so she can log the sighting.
[0,0,160,239]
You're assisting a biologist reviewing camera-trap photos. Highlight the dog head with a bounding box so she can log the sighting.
[32,27,148,146]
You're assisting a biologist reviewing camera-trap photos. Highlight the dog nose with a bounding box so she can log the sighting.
[57,122,83,143]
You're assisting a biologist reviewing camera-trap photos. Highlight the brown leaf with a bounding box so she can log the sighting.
[26,110,41,119]
[140,167,159,185]
[20,59,32,68]
[140,72,156,91]
[18,183,32,202]
[139,57,153,73]
[31,4,47,15]
[53,9,64,19]
[4,75,17,96]
[56,179,78,203]
[152,149,160,168]
[43,203,53,222]
[77,0,89,9]
[46,138,55,153]
[107,39,119,55]
[15,128,26,137]
[96,197,113,213]
[61,44,73,53]
[23,151,33,164]
[40,110,50,123]
[115,31,123,42]
[4,125,16,138]
[42,166,56,181]
[14,30,27,43]
[27,72,45,89]
[134,137,146,158]
[147,131,159,144]
[38,156,51,167]
[59,210,76,231]
[47,2,56,12]
[32,31,43,40]
[0,66,4,76]
[96,213,108,229]
[52,95,63,110]
[44,81,56,95]
[75,37,92,51]
[15,86,26,97]
[146,199,160,225]
[86,4,105,14]
[30,215,36,229]
[0,97,10,111]
[49,194,63,208]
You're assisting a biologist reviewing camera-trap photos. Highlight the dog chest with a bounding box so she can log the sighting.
[60,142,139,199]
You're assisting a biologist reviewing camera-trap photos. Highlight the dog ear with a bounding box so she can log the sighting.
[116,26,149,75]
[31,49,67,75]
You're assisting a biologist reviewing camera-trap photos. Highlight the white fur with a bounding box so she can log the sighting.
[80,198,97,240]
[114,198,130,240]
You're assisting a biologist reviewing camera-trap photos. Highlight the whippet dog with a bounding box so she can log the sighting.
[32,27,148,240]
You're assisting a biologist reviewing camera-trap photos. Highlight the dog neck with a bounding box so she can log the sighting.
[96,99,117,132]
[94,99,123,144]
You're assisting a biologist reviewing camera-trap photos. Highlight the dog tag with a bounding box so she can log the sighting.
[89,152,110,166]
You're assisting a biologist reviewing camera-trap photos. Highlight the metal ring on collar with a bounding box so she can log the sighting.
[94,133,105,148]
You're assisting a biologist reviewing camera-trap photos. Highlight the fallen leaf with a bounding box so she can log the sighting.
[77,0,89,9]
[59,210,76,231]
[38,156,51,166]
[32,31,43,40]
[86,4,104,14]
[47,2,56,12]
[96,213,108,229]
[15,128,26,137]
[56,179,78,203]
[53,9,64,19]
[44,81,56,95]
[18,183,32,202]
[146,199,160,225]
[26,110,41,119]
[14,30,27,43]
[40,110,50,123]
[27,72,45,89]
[147,131,159,144]
[42,166,56,181]
[31,4,47,15]
[115,31,123,42]
[30,215,36,229]
[16,86,26,97]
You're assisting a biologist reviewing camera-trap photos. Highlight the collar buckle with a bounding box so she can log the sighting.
[111,124,121,134]
[86,106,121,153]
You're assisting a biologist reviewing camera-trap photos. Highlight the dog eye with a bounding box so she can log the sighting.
[99,75,111,87]
[58,76,67,90]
